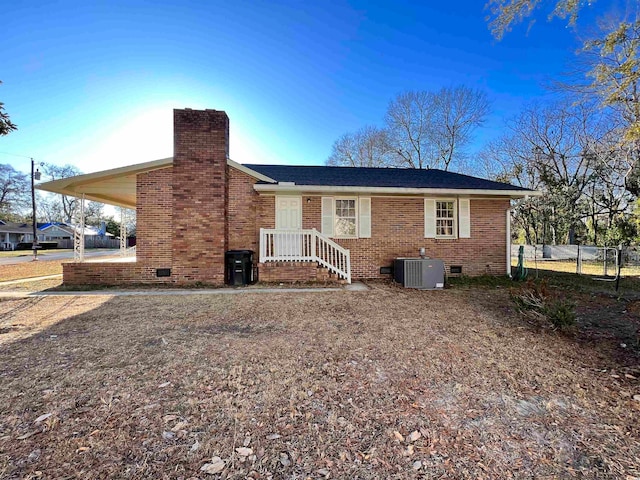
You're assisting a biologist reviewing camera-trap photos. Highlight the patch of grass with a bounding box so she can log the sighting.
[0,260,63,282]
[447,274,513,288]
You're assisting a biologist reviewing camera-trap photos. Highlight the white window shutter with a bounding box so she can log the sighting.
[424,198,436,238]
[459,198,471,238]
[321,197,334,236]
[358,197,371,238]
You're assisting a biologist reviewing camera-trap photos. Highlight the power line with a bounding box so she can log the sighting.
[0,151,33,159]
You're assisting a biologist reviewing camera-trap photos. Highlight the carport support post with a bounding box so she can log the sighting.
[31,157,39,261]
[73,194,85,262]
[506,206,512,277]
[120,208,127,256]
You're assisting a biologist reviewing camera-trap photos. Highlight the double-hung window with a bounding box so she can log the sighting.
[321,197,371,238]
[424,198,470,239]
[436,200,456,237]
[334,198,357,237]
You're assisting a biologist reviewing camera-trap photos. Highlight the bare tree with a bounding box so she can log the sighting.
[385,86,490,171]
[0,164,29,218]
[41,164,82,222]
[483,101,614,244]
[480,130,547,244]
[385,90,435,169]
[431,86,491,170]
[326,125,392,167]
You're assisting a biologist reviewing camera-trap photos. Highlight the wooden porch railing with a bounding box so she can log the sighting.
[259,228,351,283]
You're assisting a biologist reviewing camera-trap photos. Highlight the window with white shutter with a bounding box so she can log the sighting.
[425,198,459,239]
[424,199,436,238]
[321,197,334,236]
[458,198,470,238]
[320,196,371,238]
[359,197,371,238]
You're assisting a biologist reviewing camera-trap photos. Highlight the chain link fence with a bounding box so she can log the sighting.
[511,245,640,278]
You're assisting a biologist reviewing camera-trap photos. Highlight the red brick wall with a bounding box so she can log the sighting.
[136,168,173,267]
[257,261,334,283]
[228,168,259,252]
[172,109,229,283]
[298,195,508,278]
[63,262,172,285]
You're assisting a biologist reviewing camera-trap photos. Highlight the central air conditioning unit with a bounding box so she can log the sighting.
[394,258,445,289]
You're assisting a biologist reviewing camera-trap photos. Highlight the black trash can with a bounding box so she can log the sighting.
[225,250,254,286]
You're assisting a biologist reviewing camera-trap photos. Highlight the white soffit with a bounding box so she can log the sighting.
[36,157,276,208]
[36,158,173,209]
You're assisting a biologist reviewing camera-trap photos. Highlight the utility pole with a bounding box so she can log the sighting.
[31,158,41,261]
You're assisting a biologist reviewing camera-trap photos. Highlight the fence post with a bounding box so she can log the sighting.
[616,245,622,291]
[576,244,580,275]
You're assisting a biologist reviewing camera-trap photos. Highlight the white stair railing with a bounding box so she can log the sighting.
[259,228,351,283]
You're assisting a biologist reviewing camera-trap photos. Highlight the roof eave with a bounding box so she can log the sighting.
[253,184,540,198]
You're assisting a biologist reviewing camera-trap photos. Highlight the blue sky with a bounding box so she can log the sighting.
[1,0,601,176]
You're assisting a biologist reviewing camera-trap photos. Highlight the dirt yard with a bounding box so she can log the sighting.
[1,283,639,479]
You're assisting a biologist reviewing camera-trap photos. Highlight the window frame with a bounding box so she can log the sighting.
[434,198,458,239]
[333,196,358,238]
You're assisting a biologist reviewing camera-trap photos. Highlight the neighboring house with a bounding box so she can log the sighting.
[38,222,114,242]
[38,108,538,286]
[0,221,36,250]
[0,221,115,250]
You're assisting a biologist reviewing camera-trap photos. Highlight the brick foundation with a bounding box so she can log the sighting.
[63,262,174,285]
[257,262,336,283]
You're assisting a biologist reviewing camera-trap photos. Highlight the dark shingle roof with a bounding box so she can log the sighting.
[0,222,34,233]
[245,164,530,192]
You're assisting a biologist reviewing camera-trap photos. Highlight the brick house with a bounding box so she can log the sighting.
[38,108,537,286]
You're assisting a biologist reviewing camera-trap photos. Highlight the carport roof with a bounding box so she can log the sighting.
[36,158,275,208]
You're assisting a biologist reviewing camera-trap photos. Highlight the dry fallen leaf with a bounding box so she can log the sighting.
[408,430,421,442]
[393,431,404,442]
[201,456,225,474]
[235,447,253,457]
[34,413,53,423]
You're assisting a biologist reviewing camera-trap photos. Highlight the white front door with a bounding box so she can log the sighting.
[275,196,302,257]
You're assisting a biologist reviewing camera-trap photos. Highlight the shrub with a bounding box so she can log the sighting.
[544,298,576,329]
[511,280,576,330]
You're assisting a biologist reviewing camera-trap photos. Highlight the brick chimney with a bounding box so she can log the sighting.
[172,108,229,284]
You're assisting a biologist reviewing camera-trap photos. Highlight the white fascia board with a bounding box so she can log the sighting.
[253,184,540,198]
